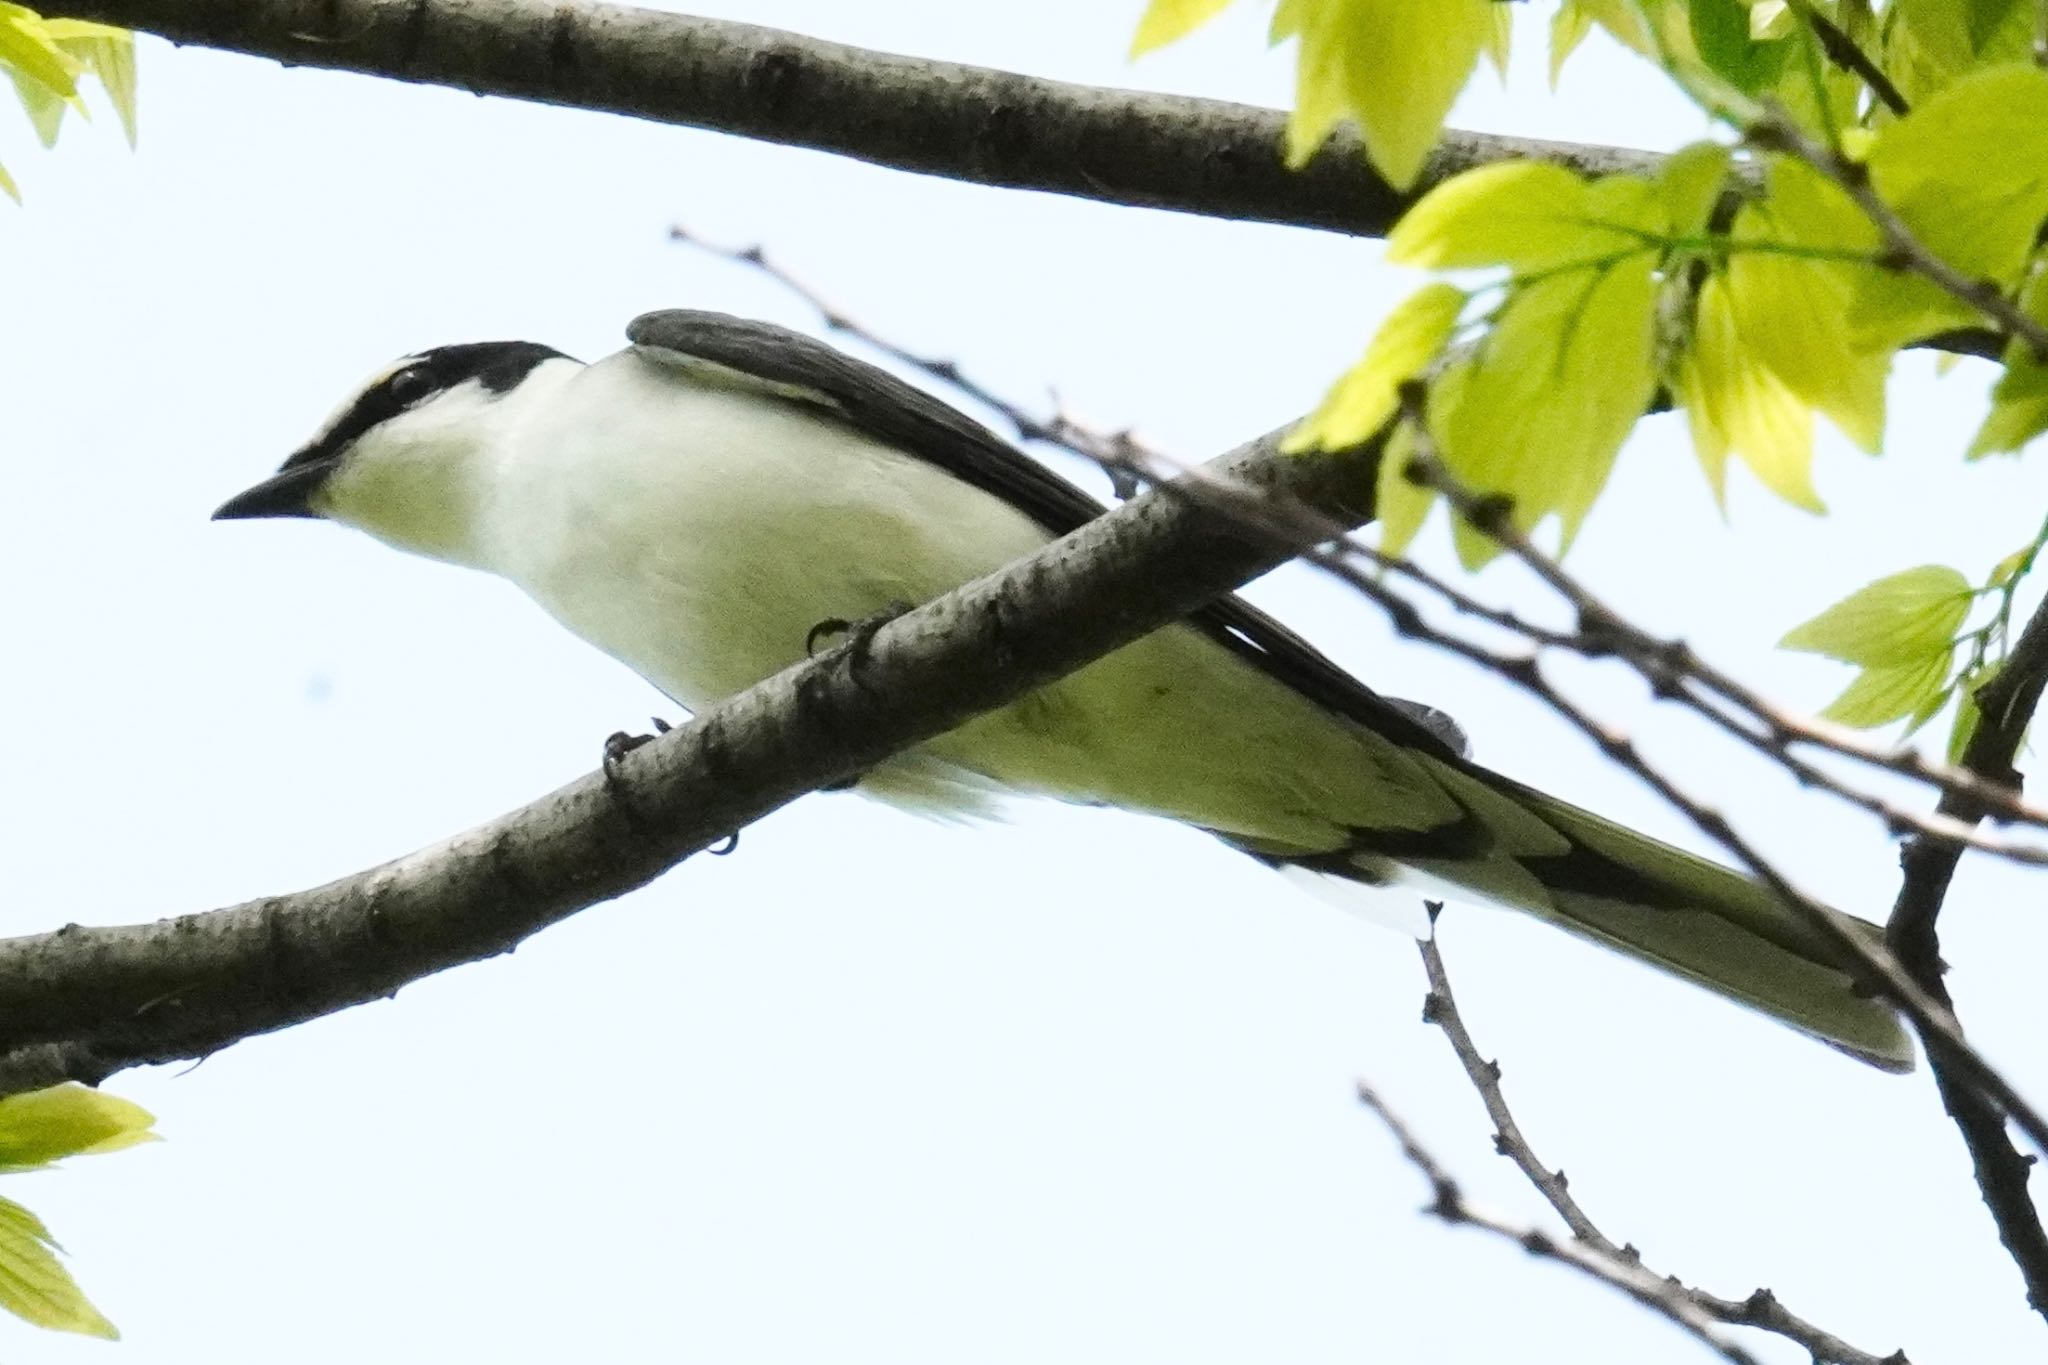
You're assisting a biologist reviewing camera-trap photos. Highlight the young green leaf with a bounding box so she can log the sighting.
[0,6,80,102]
[1675,273,1820,508]
[1725,160,1890,451]
[1481,3,1512,77]
[1780,565,1974,665]
[1820,653,1954,727]
[1656,141,1731,237]
[1285,282,1466,454]
[1282,0,1493,190]
[1868,64,2048,290]
[1880,0,2031,106]
[1549,0,1595,83]
[1969,260,2048,457]
[0,1083,156,1172]
[47,20,135,145]
[1432,252,1661,565]
[1690,0,1792,93]
[1948,683,1985,760]
[1129,0,1238,57]
[10,67,63,144]
[0,1195,117,1338]
[1374,421,1435,559]
[1388,161,1611,272]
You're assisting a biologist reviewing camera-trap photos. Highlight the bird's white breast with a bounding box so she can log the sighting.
[474,349,1458,843]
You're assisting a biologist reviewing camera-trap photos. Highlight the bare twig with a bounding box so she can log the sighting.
[1382,430,2048,1162]
[1419,930,1910,1365]
[1354,1082,1767,1365]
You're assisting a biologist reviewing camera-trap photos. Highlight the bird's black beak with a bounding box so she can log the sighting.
[211,453,336,521]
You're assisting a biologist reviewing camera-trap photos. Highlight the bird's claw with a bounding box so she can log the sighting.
[805,601,913,675]
[602,716,673,779]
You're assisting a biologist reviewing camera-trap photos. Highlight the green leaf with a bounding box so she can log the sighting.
[0,1195,117,1338]
[1780,565,1974,665]
[1482,2,1512,77]
[1868,64,2048,288]
[10,67,63,144]
[1989,544,2032,588]
[1903,682,1952,737]
[55,22,135,145]
[1880,0,2031,105]
[0,1083,156,1172]
[1283,0,1493,190]
[1948,683,1985,760]
[0,5,80,101]
[0,155,17,203]
[1388,161,1625,272]
[1373,421,1434,559]
[1431,253,1661,564]
[1691,0,1792,93]
[1820,653,1955,727]
[1657,141,1731,237]
[1725,159,1891,451]
[1549,0,1595,83]
[1970,263,2048,456]
[1285,282,1465,453]
[1129,0,1238,56]
[1676,273,1819,508]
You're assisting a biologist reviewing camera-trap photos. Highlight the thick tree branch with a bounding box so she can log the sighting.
[0,428,1382,1095]
[45,0,1663,237]
[1885,601,2048,1322]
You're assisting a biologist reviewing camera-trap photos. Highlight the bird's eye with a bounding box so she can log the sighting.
[385,366,433,406]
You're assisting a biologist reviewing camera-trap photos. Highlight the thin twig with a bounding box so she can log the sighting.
[1354,1082,1767,1365]
[1383,425,2048,1163]
[1419,930,1910,1365]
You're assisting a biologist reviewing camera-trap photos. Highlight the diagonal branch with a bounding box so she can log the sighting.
[43,0,1665,237]
[1885,601,2048,1321]
[0,426,1386,1098]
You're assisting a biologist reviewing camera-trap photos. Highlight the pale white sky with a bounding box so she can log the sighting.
[4,2,2045,1360]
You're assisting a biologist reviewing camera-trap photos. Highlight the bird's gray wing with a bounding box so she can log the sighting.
[625,309,1464,761]
[625,312,1912,1069]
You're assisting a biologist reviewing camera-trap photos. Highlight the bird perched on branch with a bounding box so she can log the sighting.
[214,310,1911,1070]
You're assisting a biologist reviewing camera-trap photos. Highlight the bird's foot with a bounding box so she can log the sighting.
[806,601,913,691]
[601,717,676,835]
[601,716,674,781]
[807,601,913,662]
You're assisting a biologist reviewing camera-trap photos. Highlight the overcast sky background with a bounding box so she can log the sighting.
[3,1,2045,1359]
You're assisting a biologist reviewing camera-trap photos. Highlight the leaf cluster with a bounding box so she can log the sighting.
[1137,0,2048,752]
[0,1083,156,1339]
[0,4,135,200]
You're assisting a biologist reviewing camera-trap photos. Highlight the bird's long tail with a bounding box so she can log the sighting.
[1233,766,1914,1072]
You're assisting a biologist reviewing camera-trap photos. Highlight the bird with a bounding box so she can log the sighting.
[213,309,1911,1071]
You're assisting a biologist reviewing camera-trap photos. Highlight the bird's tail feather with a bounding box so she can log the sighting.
[1241,771,1915,1072]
